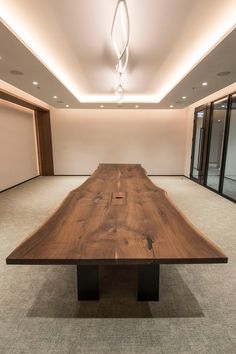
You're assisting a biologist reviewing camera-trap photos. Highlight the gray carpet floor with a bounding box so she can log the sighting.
[0,176,235,354]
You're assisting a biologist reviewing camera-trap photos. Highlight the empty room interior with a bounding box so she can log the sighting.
[0,1,236,353]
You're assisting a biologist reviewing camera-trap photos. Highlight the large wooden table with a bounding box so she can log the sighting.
[6,164,227,301]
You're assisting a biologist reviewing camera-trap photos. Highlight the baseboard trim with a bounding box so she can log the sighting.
[55,174,186,177]
[0,175,40,193]
[148,174,185,177]
[53,174,91,177]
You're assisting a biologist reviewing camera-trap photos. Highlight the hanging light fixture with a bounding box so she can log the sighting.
[111,0,130,102]
[115,83,124,103]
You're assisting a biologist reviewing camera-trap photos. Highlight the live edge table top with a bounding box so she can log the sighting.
[6,164,227,265]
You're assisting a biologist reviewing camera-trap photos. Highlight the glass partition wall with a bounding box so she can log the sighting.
[222,94,236,200]
[192,110,205,181]
[190,105,210,185]
[190,92,236,203]
[206,97,228,192]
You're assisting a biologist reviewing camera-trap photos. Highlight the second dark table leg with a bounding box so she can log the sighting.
[137,264,160,301]
[77,265,99,300]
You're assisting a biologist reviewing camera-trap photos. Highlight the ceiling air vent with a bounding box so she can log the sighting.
[9,70,24,75]
[216,71,231,76]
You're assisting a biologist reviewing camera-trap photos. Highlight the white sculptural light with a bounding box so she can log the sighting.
[111,0,130,102]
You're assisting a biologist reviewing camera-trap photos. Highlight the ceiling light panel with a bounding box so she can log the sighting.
[0,21,80,108]
[1,0,236,105]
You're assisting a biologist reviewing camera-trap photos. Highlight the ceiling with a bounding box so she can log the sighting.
[0,0,236,109]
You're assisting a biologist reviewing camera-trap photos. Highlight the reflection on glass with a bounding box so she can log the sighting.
[192,111,204,179]
[222,94,236,200]
[206,98,228,191]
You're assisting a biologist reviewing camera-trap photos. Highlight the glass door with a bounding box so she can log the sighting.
[222,94,236,201]
[190,108,206,183]
[206,97,228,192]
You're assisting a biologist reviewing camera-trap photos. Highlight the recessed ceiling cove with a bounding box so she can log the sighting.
[0,0,236,108]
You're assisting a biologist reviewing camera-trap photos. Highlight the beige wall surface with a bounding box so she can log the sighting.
[184,82,236,177]
[0,100,39,191]
[2,78,235,180]
[51,108,187,175]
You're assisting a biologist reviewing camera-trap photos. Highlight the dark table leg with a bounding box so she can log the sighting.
[138,264,160,301]
[77,265,99,300]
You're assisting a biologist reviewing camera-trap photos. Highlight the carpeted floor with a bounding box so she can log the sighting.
[0,176,235,354]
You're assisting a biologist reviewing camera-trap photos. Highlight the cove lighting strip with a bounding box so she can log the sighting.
[1,2,236,104]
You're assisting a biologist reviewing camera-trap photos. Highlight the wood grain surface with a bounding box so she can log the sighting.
[6,164,228,265]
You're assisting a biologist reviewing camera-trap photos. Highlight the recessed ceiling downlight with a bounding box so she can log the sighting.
[170,105,174,108]
[32,81,38,85]
[202,82,208,86]
[10,69,24,75]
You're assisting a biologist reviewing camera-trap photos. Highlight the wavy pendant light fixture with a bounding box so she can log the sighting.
[111,0,130,103]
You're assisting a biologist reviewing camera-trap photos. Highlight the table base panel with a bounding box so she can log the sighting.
[77,264,160,301]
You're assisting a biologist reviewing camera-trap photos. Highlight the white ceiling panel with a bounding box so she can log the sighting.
[0,0,236,108]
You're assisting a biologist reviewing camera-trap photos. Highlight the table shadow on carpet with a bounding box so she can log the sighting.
[27,265,204,318]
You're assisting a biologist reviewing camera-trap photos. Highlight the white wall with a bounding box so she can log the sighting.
[184,82,236,177]
[2,79,235,179]
[51,108,187,175]
[0,100,39,191]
